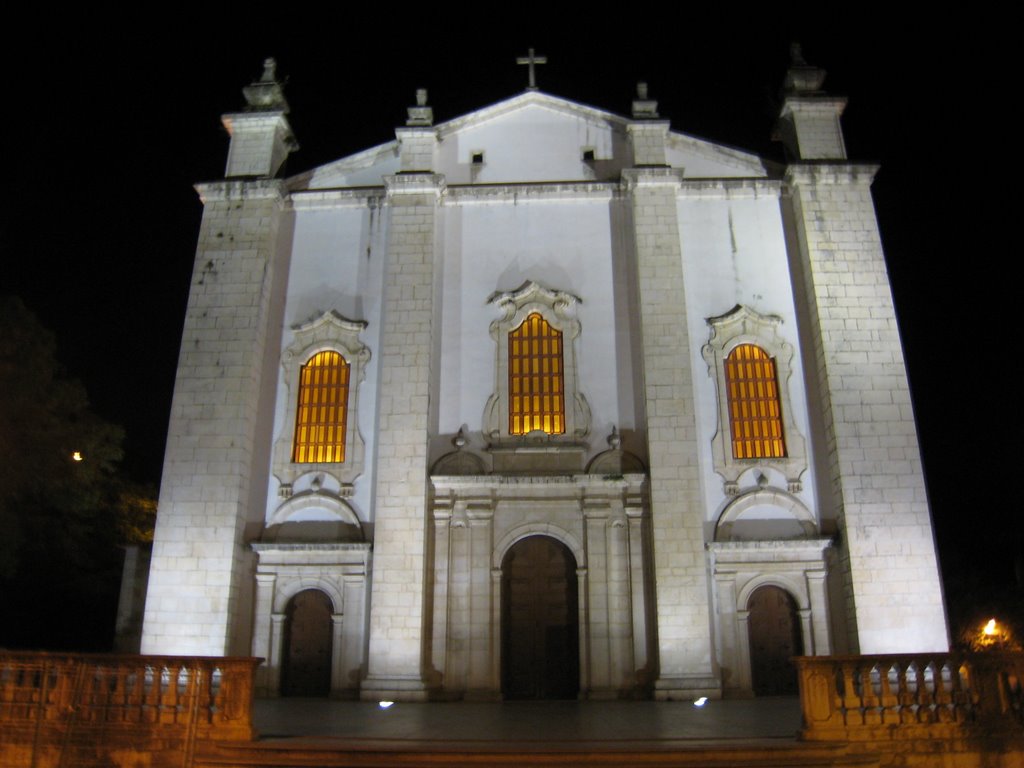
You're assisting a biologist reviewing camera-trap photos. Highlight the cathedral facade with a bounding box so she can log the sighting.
[140,53,949,700]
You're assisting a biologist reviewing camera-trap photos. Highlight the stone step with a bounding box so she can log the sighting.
[197,739,880,768]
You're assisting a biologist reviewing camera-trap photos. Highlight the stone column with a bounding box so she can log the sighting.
[576,567,590,695]
[342,570,368,696]
[627,508,650,678]
[607,515,633,692]
[252,573,277,695]
[735,609,752,691]
[623,157,719,699]
[362,170,445,701]
[467,511,493,693]
[584,507,610,692]
[798,608,814,659]
[269,613,286,693]
[489,568,502,692]
[714,572,740,693]
[430,508,452,683]
[806,569,832,655]
[330,613,345,696]
[447,514,470,692]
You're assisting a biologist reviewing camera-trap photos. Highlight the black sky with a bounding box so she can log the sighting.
[3,15,1018,626]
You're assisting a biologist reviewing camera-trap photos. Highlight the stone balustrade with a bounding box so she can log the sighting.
[0,652,260,767]
[796,652,1023,742]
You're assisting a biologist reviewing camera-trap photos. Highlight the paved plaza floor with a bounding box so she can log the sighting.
[252,697,803,748]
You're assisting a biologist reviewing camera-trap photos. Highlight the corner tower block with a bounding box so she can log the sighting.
[627,82,670,167]
[397,89,437,172]
[774,44,848,160]
[222,58,299,179]
[781,47,949,653]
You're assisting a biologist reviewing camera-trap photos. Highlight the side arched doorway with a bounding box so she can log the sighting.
[747,585,803,695]
[501,536,579,699]
[281,589,333,697]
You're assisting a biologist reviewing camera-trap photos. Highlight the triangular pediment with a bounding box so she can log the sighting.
[293,90,769,190]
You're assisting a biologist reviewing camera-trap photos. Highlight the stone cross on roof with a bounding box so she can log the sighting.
[516,48,547,91]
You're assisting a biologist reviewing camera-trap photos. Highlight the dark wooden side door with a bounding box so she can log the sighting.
[502,536,579,699]
[748,585,803,695]
[281,589,333,697]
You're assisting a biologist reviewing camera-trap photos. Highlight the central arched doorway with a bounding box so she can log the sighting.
[501,536,579,699]
[747,585,803,695]
[280,589,333,697]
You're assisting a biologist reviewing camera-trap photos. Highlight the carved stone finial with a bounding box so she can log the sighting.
[260,57,278,83]
[242,56,289,111]
[406,87,434,126]
[782,42,827,94]
[789,42,807,67]
[453,428,467,450]
[632,81,660,119]
[607,425,621,450]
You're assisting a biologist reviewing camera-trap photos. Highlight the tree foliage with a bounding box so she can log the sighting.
[0,296,143,649]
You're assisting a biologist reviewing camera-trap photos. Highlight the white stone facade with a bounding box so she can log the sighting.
[141,54,949,700]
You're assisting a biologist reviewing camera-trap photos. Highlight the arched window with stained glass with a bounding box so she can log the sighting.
[508,313,565,435]
[292,350,350,463]
[724,344,786,460]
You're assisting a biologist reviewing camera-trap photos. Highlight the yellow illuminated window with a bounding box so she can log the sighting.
[724,344,786,459]
[509,313,565,435]
[292,351,349,463]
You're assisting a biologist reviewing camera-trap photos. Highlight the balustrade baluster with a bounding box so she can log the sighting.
[863,663,883,725]
[840,661,860,724]
[934,659,954,723]
[879,663,898,723]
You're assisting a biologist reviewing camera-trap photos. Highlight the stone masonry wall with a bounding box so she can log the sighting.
[786,164,948,653]
[142,181,287,656]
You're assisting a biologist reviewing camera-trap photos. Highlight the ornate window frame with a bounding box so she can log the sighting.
[273,311,370,489]
[702,305,806,493]
[483,281,591,443]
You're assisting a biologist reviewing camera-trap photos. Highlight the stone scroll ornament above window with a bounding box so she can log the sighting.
[483,281,591,443]
[702,305,806,494]
[272,311,370,491]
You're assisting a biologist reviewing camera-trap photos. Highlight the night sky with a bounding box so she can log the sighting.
[4,15,1018,635]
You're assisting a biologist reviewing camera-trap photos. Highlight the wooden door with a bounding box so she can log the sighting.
[748,585,803,695]
[502,536,579,699]
[281,589,333,697]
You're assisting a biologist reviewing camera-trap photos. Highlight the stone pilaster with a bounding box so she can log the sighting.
[467,512,493,692]
[584,506,611,692]
[362,172,445,701]
[142,179,290,656]
[252,573,276,695]
[776,98,847,161]
[786,163,948,653]
[623,167,719,699]
[397,127,437,173]
[626,122,670,167]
